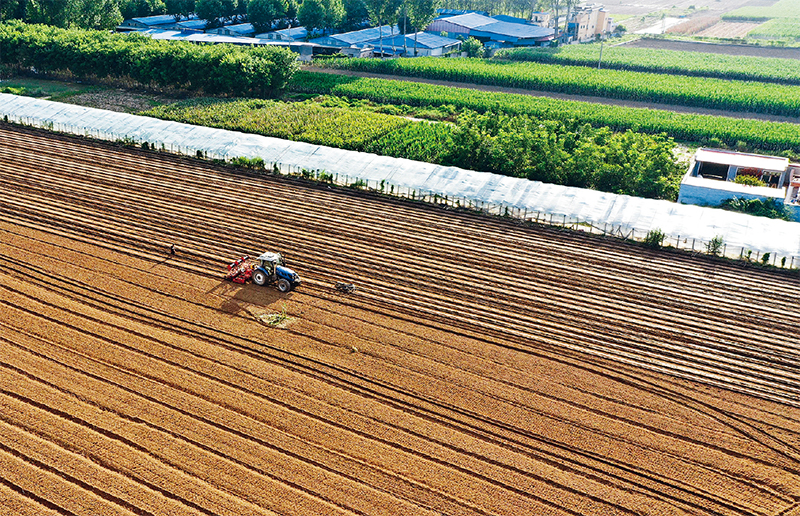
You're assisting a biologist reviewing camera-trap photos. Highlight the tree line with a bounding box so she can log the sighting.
[0,20,298,96]
[0,0,569,38]
[0,0,442,36]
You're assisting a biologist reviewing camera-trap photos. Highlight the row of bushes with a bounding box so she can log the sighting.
[289,71,800,154]
[314,56,800,118]
[0,21,298,97]
[144,98,684,200]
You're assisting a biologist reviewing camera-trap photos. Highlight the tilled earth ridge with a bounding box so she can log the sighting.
[1,123,800,516]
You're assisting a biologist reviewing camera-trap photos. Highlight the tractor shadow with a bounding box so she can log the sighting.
[207,280,294,316]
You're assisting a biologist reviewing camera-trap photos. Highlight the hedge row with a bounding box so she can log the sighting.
[289,71,800,153]
[314,56,800,117]
[0,21,298,97]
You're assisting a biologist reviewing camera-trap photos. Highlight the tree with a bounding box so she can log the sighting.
[363,0,401,56]
[195,0,235,26]
[405,0,439,56]
[297,0,325,32]
[461,36,483,57]
[120,0,167,20]
[0,0,26,21]
[298,0,342,34]
[73,0,124,29]
[165,0,195,19]
[341,0,367,31]
[24,0,72,26]
[248,0,287,32]
[537,0,563,39]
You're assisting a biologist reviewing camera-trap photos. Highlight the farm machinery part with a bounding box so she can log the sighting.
[335,282,355,293]
[225,252,301,292]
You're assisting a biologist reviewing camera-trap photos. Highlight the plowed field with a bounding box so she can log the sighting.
[1,123,800,516]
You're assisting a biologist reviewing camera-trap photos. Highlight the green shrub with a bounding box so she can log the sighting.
[761,252,771,265]
[733,175,767,187]
[720,197,790,220]
[706,235,724,256]
[0,21,298,98]
[461,37,485,58]
[644,228,666,248]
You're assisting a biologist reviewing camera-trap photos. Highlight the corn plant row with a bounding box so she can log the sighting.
[290,71,800,153]
[494,45,800,85]
[0,21,298,97]
[747,18,800,39]
[314,57,800,117]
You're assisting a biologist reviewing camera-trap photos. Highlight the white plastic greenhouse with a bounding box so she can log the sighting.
[2,93,799,264]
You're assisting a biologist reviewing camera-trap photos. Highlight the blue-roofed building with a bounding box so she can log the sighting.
[117,14,189,32]
[133,29,272,46]
[491,14,531,25]
[366,32,461,57]
[427,13,554,47]
[208,23,255,37]
[309,25,399,47]
[255,26,308,41]
[435,8,489,18]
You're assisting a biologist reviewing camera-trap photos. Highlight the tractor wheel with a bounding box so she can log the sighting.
[253,270,267,286]
[277,278,291,293]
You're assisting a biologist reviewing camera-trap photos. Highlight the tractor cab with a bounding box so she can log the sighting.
[252,252,301,292]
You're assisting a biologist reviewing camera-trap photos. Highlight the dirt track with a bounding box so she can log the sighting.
[2,123,800,516]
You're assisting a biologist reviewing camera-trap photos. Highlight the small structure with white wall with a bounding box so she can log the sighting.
[678,148,800,221]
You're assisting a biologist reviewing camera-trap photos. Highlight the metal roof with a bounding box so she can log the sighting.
[491,14,531,25]
[255,26,307,39]
[311,25,398,45]
[695,148,789,172]
[441,13,553,39]
[436,9,489,17]
[135,29,271,45]
[129,14,184,26]
[368,31,460,50]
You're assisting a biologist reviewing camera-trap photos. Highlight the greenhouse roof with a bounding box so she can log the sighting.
[1,93,797,259]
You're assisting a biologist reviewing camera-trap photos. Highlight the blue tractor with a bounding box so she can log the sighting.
[251,252,301,292]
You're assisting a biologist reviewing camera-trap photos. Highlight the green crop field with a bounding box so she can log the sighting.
[314,57,800,117]
[748,18,800,39]
[494,45,800,84]
[723,0,800,20]
[290,71,800,154]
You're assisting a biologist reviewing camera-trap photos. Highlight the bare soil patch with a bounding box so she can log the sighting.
[1,124,800,516]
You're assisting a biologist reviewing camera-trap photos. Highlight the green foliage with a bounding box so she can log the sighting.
[747,18,800,39]
[461,37,484,58]
[733,175,767,187]
[706,235,723,256]
[761,252,771,265]
[196,0,235,26]
[120,0,166,20]
[231,156,266,169]
[644,228,665,248]
[0,21,298,97]
[315,56,800,118]
[723,0,800,21]
[719,197,790,220]
[289,71,800,154]
[298,0,344,32]
[494,45,800,86]
[145,97,684,200]
[248,0,288,33]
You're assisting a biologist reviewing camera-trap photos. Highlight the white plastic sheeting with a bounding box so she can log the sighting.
[2,93,799,261]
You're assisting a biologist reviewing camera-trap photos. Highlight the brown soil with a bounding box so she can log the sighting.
[2,123,800,516]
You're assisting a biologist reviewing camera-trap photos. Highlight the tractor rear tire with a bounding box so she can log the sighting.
[277,278,291,293]
[253,270,267,286]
